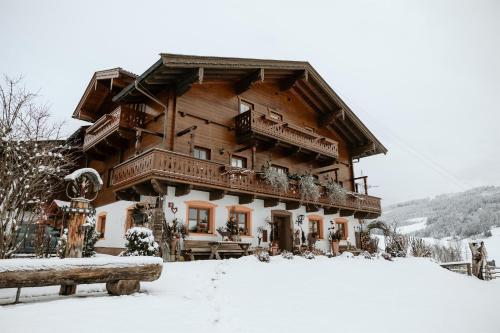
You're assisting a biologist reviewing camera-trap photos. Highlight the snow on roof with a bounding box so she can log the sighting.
[0,256,162,273]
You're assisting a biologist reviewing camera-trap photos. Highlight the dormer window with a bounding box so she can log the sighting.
[239,100,253,114]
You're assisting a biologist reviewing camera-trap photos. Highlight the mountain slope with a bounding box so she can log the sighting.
[382,186,500,239]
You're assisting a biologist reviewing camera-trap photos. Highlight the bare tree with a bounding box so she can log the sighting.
[0,76,75,258]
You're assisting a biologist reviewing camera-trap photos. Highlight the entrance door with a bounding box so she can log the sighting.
[273,212,292,252]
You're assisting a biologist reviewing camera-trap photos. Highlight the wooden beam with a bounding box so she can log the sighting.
[318,110,343,126]
[339,209,355,217]
[209,190,226,201]
[354,212,368,219]
[132,182,153,196]
[279,69,308,91]
[175,184,192,197]
[264,198,279,208]
[323,207,339,215]
[239,194,255,204]
[176,68,204,97]
[312,165,339,175]
[234,68,264,94]
[352,142,376,158]
[305,205,319,213]
[116,190,139,201]
[151,178,168,195]
[285,201,300,210]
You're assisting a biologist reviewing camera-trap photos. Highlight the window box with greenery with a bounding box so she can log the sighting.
[298,174,320,202]
[260,162,289,193]
[325,180,347,204]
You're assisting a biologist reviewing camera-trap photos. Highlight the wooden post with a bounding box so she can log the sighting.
[60,198,90,295]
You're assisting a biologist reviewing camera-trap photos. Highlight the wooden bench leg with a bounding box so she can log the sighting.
[59,284,77,296]
[106,280,140,296]
[14,287,21,304]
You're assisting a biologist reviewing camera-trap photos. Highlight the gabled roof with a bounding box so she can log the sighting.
[113,53,387,158]
[73,68,137,122]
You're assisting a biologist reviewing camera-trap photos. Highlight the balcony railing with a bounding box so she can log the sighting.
[235,110,339,159]
[83,106,145,151]
[111,148,381,215]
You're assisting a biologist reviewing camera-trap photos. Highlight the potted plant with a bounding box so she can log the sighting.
[328,222,342,255]
[260,161,289,192]
[217,216,241,242]
[298,174,320,202]
[324,180,347,204]
[164,218,187,261]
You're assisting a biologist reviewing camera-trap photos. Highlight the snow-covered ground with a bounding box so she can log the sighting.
[1,256,499,333]
[396,217,427,234]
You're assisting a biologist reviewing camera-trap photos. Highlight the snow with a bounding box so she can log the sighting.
[1,256,499,333]
[64,168,103,186]
[396,217,427,234]
[52,199,69,207]
[0,256,162,273]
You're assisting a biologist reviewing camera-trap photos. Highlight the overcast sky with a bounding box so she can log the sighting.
[1,0,499,205]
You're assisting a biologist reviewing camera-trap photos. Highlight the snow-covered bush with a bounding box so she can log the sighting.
[385,233,408,258]
[302,250,315,260]
[281,250,294,260]
[340,251,354,258]
[256,250,270,263]
[56,228,68,258]
[430,242,463,263]
[83,214,100,257]
[358,251,373,259]
[409,237,432,257]
[122,227,159,256]
[298,175,320,202]
[380,252,393,261]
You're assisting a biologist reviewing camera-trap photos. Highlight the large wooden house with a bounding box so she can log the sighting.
[72,54,387,255]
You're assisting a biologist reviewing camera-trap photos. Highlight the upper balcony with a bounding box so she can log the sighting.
[235,110,339,161]
[110,148,381,218]
[83,106,145,152]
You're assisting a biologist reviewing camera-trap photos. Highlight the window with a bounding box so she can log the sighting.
[269,111,283,121]
[335,218,348,240]
[186,201,216,234]
[308,214,323,239]
[189,207,210,233]
[97,213,106,239]
[239,101,253,114]
[271,165,288,175]
[231,156,247,168]
[227,205,253,236]
[193,146,210,160]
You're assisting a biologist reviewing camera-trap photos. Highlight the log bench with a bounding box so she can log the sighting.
[0,256,163,303]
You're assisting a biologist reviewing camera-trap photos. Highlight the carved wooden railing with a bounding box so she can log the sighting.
[235,110,339,159]
[112,149,381,214]
[83,106,145,151]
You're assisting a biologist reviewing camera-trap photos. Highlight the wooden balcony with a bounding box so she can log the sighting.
[235,110,339,160]
[111,149,381,218]
[83,106,145,152]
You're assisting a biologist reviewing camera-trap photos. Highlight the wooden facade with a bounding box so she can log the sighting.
[73,54,386,219]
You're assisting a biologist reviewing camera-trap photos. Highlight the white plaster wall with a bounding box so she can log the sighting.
[94,187,362,252]
[95,200,136,249]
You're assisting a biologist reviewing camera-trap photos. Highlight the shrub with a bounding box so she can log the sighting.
[409,237,432,257]
[122,227,159,256]
[256,250,270,262]
[261,163,289,192]
[298,175,320,202]
[302,250,315,259]
[82,214,100,257]
[281,250,294,259]
[324,181,347,204]
[385,233,408,258]
[56,228,68,259]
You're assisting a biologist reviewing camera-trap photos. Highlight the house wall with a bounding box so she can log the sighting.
[95,187,360,253]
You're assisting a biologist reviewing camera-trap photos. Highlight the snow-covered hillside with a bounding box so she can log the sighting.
[382,186,500,239]
[1,256,499,333]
